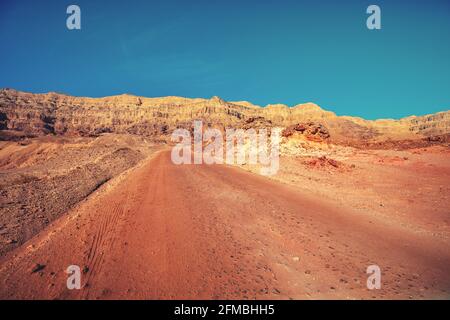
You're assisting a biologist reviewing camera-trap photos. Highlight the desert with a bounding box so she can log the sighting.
[0,89,449,299]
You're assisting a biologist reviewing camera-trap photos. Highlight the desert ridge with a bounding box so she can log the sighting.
[1,88,448,145]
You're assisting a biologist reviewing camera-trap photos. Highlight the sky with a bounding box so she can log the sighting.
[0,0,449,119]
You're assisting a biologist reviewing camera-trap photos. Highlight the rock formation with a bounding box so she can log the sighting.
[1,88,449,146]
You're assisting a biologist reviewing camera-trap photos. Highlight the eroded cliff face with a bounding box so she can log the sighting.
[0,88,449,144]
[403,112,450,136]
[0,90,254,138]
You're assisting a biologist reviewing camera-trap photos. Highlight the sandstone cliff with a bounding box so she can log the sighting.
[1,88,449,145]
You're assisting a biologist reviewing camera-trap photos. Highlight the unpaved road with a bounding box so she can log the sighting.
[0,150,449,299]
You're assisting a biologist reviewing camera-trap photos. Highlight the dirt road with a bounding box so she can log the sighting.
[0,150,449,299]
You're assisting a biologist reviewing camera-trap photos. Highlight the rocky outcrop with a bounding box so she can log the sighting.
[403,111,450,136]
[0,88,449,145]
[282,122,330,141]
[308,156,341,169]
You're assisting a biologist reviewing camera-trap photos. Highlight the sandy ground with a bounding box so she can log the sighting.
[0,149,449,299]
[0,134,157,255]
[241,144,450,238]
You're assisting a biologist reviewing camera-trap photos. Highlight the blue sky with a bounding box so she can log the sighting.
[0,0,449,119]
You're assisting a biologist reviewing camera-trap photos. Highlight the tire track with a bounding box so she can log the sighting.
[83,193,127,298]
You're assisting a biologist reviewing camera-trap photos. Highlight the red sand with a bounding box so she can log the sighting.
[0,150,449,299]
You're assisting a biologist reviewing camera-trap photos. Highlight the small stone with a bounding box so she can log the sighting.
[292,256,300,262]
[31,263,46,273]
